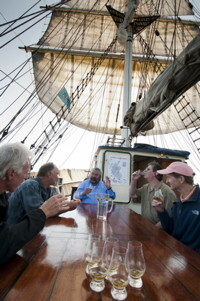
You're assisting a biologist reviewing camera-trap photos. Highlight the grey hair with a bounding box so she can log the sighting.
[0,142,33,179]
[91,167,102,180]
[37,162,57,177]
[92,167,102,176]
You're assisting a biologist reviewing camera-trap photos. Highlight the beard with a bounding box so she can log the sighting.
[90,177,100,185]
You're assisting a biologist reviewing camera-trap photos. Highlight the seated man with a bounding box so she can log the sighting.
[129,161,176,226]
[7,162,65,224]
[152,161,200,253]
[0,142,78,265]
[75,168,116,204]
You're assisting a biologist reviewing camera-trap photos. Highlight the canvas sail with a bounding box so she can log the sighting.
[124,33,200,135]
[30,0,199,136]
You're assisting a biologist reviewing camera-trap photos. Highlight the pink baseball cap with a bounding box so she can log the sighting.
[157,162,195,177]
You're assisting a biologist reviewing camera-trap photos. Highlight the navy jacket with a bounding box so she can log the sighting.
[158,185,200,253]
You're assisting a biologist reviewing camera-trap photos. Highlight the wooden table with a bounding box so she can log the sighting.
[1,204,200,300]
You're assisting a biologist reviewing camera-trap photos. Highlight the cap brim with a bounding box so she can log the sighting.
[157,169,171,175]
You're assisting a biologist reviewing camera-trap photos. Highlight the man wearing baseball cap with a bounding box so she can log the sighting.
[152,161,200,253]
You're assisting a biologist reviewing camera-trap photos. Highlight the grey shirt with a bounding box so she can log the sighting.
[136,181,176,224]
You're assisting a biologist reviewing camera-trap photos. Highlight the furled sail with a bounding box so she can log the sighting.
[30,0,199,136]
[124,33,200,136]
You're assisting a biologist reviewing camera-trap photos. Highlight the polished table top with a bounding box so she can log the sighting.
[1,204,200,300]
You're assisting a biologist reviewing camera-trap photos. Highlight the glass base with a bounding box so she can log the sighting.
[97,215,107,221]
[128,276,143,288]
[90,280,105,292]
[111,287,127,300]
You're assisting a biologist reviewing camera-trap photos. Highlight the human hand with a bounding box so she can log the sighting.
[67,199,80,211]
[152,199,164,212]
[40,194,71,218]
[82,187,92,195]
[131,171,142,181]
[152,189,164,212]
[104,176,111,189]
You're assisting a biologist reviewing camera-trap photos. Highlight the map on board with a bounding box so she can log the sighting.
[108,155,128,186]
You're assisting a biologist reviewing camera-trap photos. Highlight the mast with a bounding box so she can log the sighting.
[117,0,139,147]
[122,24,133,147]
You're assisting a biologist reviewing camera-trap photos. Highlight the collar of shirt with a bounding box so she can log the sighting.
[180,185,197,202]
[147,181,162,193]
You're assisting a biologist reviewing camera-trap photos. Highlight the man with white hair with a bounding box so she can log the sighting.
[0,142,78,265]
[7,162,63,223]
[152,161,200,253]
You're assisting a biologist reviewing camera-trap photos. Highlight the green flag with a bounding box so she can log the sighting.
[58,87,71,109]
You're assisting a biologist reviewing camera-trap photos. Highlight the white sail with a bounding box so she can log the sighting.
[1,0,200,174]
[30,0,199,136]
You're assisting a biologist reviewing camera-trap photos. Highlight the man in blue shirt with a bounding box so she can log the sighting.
[75,168,116,204]
[152,161,200,253]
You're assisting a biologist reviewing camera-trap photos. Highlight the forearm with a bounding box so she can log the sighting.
[76,189,85,200]
[129,180,138,198]
[106,188,116,199]
[76,184,90,198]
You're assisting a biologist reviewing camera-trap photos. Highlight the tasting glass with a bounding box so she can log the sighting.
[85,234,101,274]
[87,240,107,292]
[125,241,146,288]
[153,189,164,203]
[102,237,119,279]
[108,246,129,300]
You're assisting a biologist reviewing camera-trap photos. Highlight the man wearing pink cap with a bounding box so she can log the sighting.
[152,161,200,253]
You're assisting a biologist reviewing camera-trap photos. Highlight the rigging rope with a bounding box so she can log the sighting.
[31,34,118,166]
[8,1,118,165]
[1,0,200,168]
